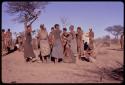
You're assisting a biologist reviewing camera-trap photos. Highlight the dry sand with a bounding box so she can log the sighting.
[2,44,123,83]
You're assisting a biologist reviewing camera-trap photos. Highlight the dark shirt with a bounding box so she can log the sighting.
[84,42,91,50]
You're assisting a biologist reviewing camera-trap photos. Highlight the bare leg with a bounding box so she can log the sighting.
[55,58,58,63]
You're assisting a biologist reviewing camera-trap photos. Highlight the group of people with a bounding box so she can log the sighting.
[23,24,95,63]
[2,24,95,63]
[2,24,124,63]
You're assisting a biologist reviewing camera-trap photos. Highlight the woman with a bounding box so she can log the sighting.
[88,28,94,50]
[38,24,50,62]
[51,24,64,63]
[48,27,54,58]
[24,25,36,62]
[69,25,78,57]
[61,28,68,49]
[61,28,74,63]
[76,27,83,59]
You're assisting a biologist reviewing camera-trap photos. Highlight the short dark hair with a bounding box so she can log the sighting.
[54,24,59,28]
[51,27,54,30]
[8,29,10,31]
[63,28,67,31]
[40,24,44,28]
[77,27,81,30]
[2,29,5,32]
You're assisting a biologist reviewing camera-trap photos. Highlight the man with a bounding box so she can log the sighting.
[88,28,94,50]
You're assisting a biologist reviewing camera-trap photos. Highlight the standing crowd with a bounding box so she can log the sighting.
[2,24,97,63]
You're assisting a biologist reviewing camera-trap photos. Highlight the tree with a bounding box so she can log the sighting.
[60,16,71,28]
[5,2,48,27]
[105,25,123,40]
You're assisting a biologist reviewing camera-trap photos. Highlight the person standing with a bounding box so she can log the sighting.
[88,28,94,50]
[76,27,83,59]
[6,29,12,49]
[120,32,124,49]
[38,24,50,62]
[51,24,64,63]
[2,29,6,51]
[24,25,36,62]
[61,28,68,50]
[61,28,74,63]
[69,25,78,57]
[48,27,55,58]
[32,36,38,50]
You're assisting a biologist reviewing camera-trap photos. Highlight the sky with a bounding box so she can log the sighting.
[2,1,124,39]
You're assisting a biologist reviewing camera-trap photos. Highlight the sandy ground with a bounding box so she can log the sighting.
[2,44,123,83]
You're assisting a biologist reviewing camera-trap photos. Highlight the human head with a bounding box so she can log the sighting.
[63,28,67,32]
[27,25,31,29]
[89,28,92,32]
[2,29,5,32]
[40,24,46,31]
[69,25,74,31]
[84,42,88,45]
[54,24,60,30]
[26,25,32,32]
[77,26,82,32]
[51,27,54,31]
[8,29,10,32]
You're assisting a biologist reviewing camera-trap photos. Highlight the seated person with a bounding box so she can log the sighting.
[3,43,19,56]
[3,38,20,56]
[81,42,96,62]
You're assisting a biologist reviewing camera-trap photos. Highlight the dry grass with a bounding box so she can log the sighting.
[2,42,123,83]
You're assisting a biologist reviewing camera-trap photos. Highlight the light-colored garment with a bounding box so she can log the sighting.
[83,32,89,44]
[32,38,38,49]
[16,44,19,48]
[52,39,64,59]
[39,31,50,56]
[52,30,64,59]
[69,31,77,56]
